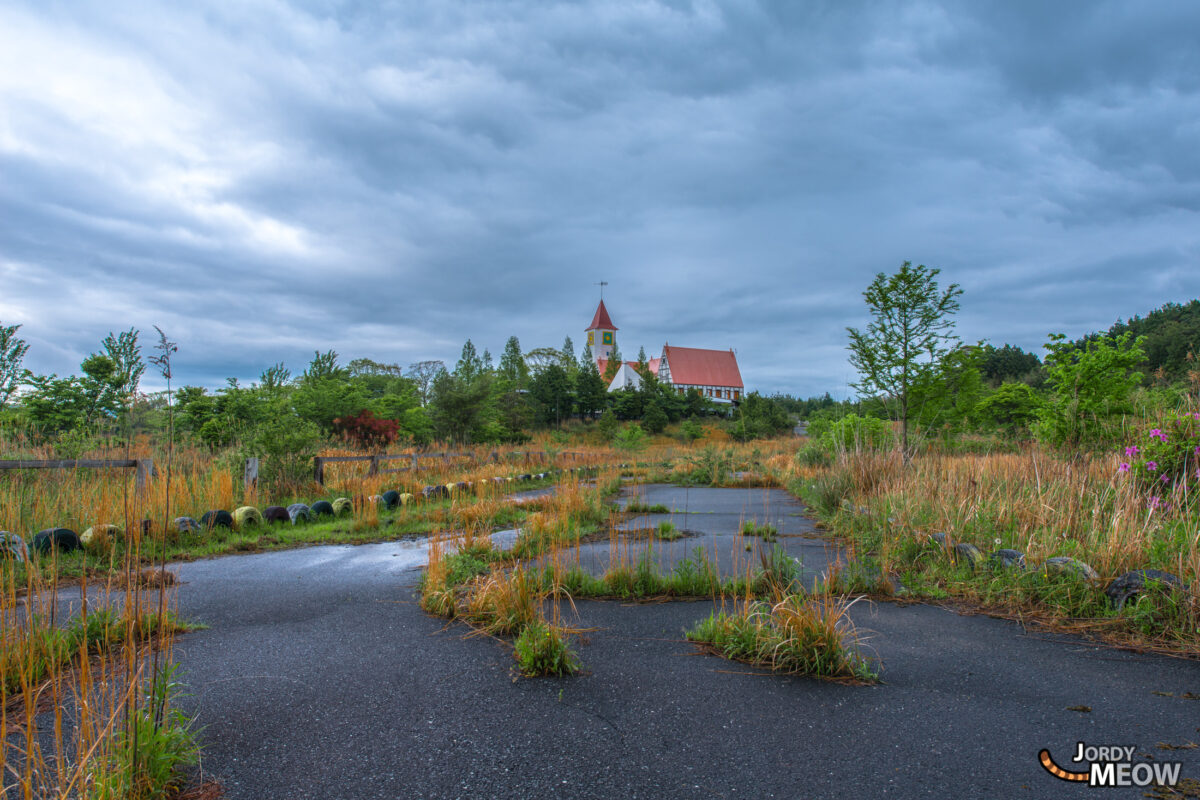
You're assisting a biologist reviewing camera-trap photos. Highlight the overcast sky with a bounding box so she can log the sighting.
[2,1,1198,397]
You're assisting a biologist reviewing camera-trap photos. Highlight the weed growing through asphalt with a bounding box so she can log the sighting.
[625,500,672,514]
[655,521,684,541]
[513,620,580,677]
[686,589,877,683]
[740,519,778,542]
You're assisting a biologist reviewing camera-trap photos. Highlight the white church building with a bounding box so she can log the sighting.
[585,300,745,403]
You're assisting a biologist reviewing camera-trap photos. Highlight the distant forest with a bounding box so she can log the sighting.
[1088,299,1200,383]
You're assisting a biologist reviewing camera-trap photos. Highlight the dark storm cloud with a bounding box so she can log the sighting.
[1,0,1197,397]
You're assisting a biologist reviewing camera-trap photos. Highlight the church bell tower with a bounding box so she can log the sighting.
[586,299,618,362]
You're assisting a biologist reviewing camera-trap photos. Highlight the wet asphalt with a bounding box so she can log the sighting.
[149,487,1200,799]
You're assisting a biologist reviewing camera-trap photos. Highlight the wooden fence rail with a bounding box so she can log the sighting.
[0,458,158,496]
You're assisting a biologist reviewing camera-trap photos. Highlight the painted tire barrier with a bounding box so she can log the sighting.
[234,506,265,528]
[399,493,414,506]
[422,485,447,500]
[455,481,469,493]
[81,524,122,550]
[989,549,1026,570]
[1105,569,1184,610]
[928,532,949,548]
[1042,556,1100,582]
[381,490,400,510]
[310,500,334,518]
[287,503,312,524]
[331,497,353,516]
[263,506,290,524]
[0,531,28,562]
[952,542,984,568]
[32,528,81,556]
[201,510,234,531]
[175,517,201,534]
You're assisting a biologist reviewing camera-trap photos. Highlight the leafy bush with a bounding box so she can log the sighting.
[807,413,893,454]
[642,401,668,435]
[1035,331,1146,449]
[613,423,648,451]
[671,418,700,444]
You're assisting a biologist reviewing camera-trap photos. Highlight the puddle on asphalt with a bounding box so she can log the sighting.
[323,528,523,572]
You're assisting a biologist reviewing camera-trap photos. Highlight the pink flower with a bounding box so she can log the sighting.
[1126,445,1140,457]
[1146,461,1158,471]
[1161,474,1170,483]
[1118,462,1130,473]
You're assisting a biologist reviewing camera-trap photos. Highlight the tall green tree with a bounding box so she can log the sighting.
[576,347,608,418]
[293,350,368,431]
[529,363,574,426]
[846,261,963,456]
[498,336,529,387]
[455,340,484,382]
[406,360,446,406]
[99,328,144,401]
[1036,331,1146,449]
[429,370,493,443]
[560,336,577,377]
[0,322,29,409]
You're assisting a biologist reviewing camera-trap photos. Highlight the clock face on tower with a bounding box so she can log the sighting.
[587,331,594,346]
[603,332,613,345]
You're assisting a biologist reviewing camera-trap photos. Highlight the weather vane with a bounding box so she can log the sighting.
[595,280,608,299]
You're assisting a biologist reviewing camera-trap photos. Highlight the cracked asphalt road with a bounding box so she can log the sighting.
[163,487,1200,799]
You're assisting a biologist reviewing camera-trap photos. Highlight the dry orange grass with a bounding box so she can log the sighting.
[834,447,1200,584]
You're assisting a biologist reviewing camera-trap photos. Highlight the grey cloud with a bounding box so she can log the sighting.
[1,0,1198,396]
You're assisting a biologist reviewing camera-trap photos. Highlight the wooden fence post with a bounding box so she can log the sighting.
[244,457,259,491]
[411,454,419,471]
[314,457,325,486]
[135,459,155,496]
[368,455,380,477]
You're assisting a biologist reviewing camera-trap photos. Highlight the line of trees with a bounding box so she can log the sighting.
[0,328,794,458]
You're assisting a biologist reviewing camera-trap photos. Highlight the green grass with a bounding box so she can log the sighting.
[1,608,193,697]
[655,521,685,540]
[513,619,580,677]
[625,500,672,514]
[533,548,776,601]
[88,662,199,800]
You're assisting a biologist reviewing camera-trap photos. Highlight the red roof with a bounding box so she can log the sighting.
[661,345,743,389]
[586,300,617,331]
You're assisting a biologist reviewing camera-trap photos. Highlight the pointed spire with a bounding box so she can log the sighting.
[586,299,618,331]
